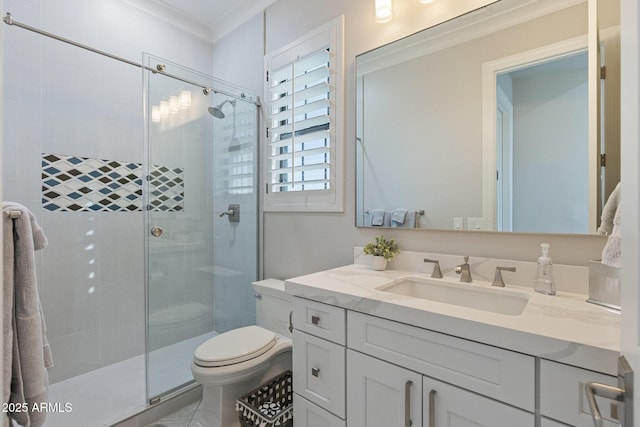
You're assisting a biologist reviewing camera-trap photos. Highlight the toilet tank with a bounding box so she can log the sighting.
[252,279,292,337]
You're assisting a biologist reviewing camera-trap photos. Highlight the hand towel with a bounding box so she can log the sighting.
[391,210,417,228]
[601,203,621,268]
[391,209,408,226]
[404,210,417,228]
[2,202,52,427]
[597,182,620,235]
[370,209,385,226]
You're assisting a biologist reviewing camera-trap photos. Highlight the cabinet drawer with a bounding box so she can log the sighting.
[540,359,619,427]
[423,376,534,426]
[347,311,535,411]
[293,330,345,418]
[293,394,345,427]
[293,297,346,345]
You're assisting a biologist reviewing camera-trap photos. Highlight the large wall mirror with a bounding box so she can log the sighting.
[355,0,620,234]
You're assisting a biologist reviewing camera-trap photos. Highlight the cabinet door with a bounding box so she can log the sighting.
[293,330,346,418]
[423,376,534,427]
[539,359,619,427]
[347,350,422,427]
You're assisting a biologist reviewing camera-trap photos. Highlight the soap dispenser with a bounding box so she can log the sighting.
[534,243,556,295]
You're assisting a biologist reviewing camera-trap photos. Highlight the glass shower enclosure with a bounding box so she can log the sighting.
[143,55,259,401]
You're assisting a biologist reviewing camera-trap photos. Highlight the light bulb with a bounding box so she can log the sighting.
[375,0,393,23]
[180,90,191,109]
[151,106,161,123]
[160,100,169,119]
[169,95,180,113]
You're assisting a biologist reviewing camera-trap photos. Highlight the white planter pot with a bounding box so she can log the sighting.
[372,256,388,271]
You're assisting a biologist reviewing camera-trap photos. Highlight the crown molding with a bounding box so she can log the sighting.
[121,0,213,41]
[121,0,277,43]
[209,0,277,43]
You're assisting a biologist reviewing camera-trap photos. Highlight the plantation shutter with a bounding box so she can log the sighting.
[268,49,331,193]
[263,16,344,212]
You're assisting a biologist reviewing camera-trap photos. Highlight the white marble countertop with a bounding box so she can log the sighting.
[285,264,621,375]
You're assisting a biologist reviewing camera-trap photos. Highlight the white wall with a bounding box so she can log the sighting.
[228,0,606,280]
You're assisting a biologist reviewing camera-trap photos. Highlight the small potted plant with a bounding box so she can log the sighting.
[363,235,399,271]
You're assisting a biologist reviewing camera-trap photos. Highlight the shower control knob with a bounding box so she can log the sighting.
[150,227,163,237]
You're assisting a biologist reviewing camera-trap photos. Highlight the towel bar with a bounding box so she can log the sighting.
[365,209,425,215]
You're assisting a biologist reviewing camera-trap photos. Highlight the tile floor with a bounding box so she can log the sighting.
[142,398,202,427]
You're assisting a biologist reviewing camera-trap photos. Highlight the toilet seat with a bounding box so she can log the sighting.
[194,325,276,367]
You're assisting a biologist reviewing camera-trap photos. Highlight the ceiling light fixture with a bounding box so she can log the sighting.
[375,0,393,23]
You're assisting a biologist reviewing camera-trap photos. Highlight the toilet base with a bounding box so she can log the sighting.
[192,345,291,427]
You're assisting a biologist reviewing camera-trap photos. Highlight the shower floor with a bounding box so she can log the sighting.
[46,331,216,427]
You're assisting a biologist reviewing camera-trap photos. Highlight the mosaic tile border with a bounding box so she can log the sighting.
[42,154,185,213]
[148,165,185,212]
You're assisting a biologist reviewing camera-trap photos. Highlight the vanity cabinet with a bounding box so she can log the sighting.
[290,296,614,427]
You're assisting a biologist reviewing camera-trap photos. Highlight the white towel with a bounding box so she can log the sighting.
[601,204,621,268]
[2,202,52,427]
[597,182,620,235]
[391,209,408,225]
[391,210,417,228]
[370,209,385,226]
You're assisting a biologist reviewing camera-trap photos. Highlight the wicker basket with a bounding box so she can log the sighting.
[236,370,293,427]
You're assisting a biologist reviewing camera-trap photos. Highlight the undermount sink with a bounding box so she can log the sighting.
[376,276,529,316]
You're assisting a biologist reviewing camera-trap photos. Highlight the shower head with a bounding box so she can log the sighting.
[208,99,236,119]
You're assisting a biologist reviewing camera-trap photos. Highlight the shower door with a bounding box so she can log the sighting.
[144,55,259,401]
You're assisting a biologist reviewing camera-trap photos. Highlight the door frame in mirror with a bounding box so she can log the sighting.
[481,35,593,231]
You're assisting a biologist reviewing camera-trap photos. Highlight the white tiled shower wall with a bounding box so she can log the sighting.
[2,0,214,382]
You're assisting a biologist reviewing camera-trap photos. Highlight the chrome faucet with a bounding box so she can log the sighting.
[492,266,516,287]
[455,256,472,282]
[423,258,443,278]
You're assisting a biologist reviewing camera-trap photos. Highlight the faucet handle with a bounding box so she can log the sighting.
[423,258,443,278]
[492,266,516,287]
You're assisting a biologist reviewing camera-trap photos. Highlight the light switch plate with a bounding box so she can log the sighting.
[453,217,463,230]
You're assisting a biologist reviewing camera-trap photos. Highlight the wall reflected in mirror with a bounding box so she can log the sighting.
[355,0,620,234]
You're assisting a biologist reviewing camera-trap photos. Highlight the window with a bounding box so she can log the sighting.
[263,16,344,212]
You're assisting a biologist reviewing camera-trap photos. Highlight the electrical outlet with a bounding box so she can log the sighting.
[453,217,463,230]
[467,217,482,230]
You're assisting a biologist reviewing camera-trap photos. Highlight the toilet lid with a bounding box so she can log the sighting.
[194,325,276,367]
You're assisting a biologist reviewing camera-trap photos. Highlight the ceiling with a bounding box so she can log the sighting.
[128,0,277,42]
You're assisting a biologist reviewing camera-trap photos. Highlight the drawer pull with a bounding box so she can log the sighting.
[585,382,625,427]
[311,367,320,377]
[311,315,320,325]
[428,389,436,427]
[405,380,413,427]
[585,355,634,427]
[288,311,294,333]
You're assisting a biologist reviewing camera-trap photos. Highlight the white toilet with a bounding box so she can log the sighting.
[191,279,292,427]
